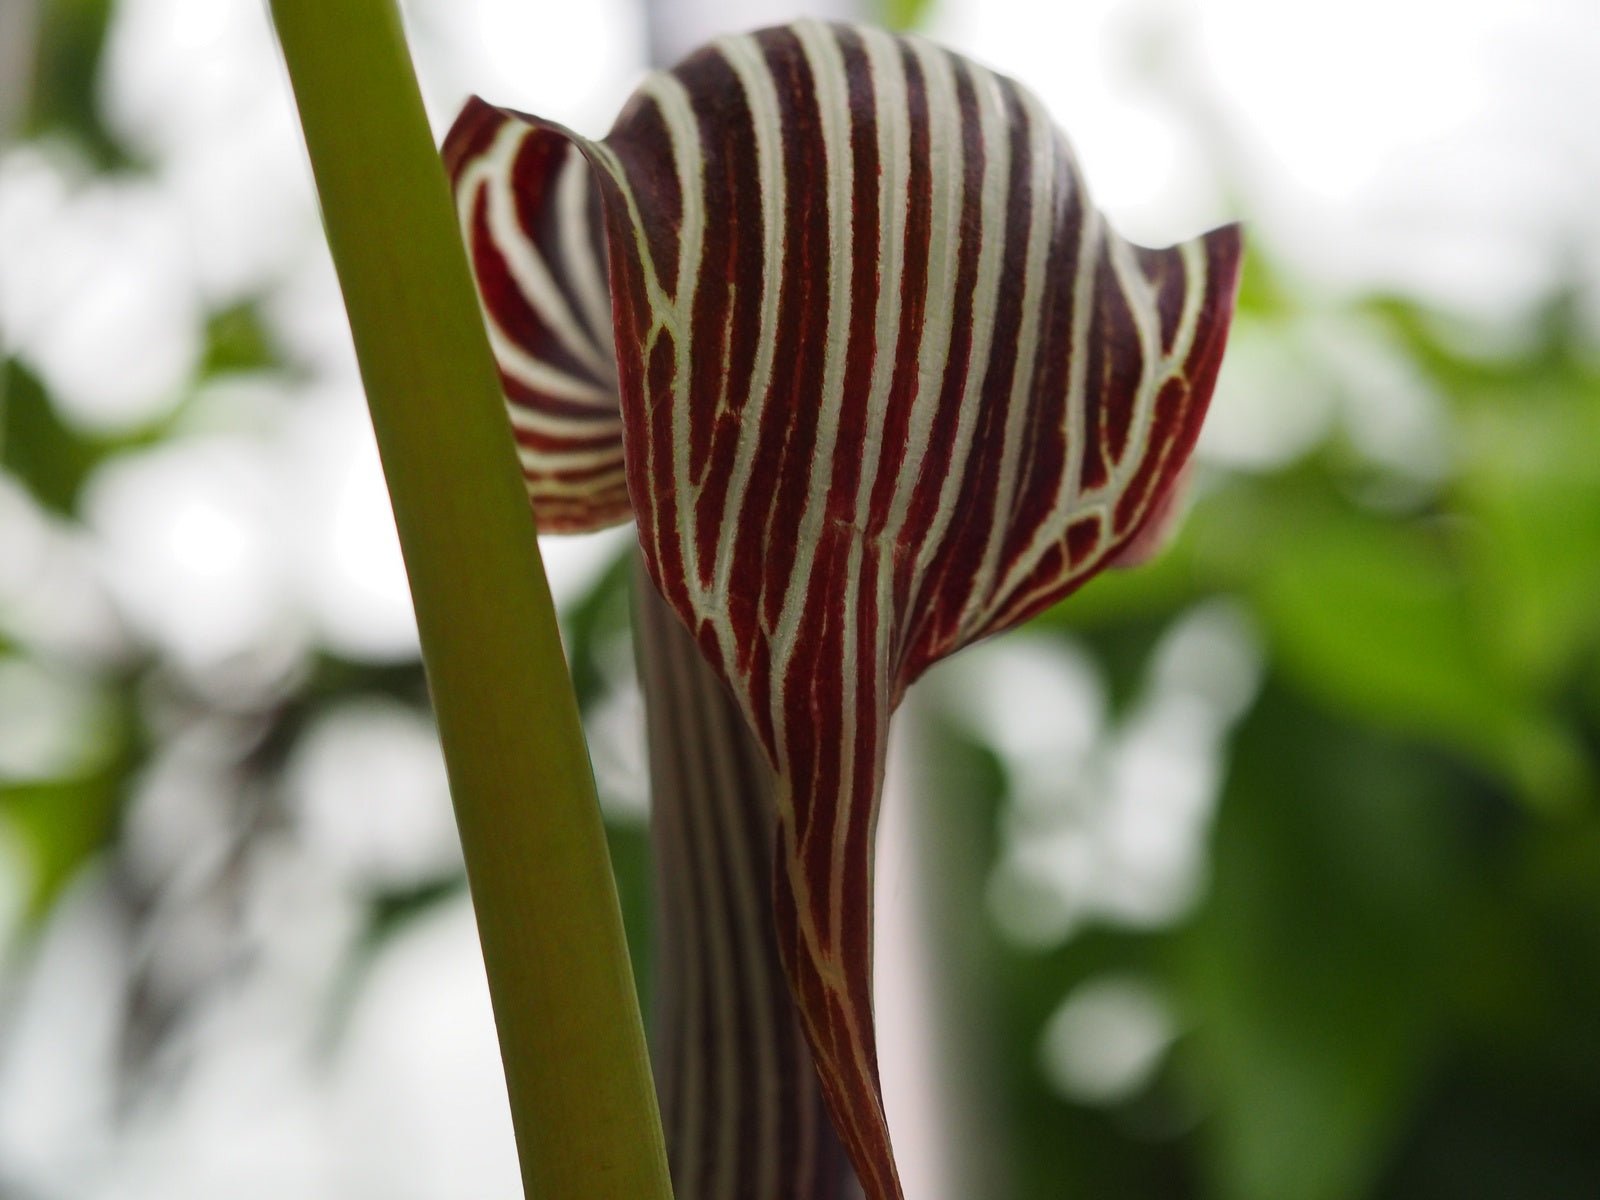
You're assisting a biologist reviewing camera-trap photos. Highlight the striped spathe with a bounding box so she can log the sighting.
[445,105,628,532]
[445,21,1242,1199]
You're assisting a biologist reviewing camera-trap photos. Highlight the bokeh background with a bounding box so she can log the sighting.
[2,0,1598,1197]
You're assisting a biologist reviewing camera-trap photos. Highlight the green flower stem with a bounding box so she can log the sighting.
[267,3,672,1196]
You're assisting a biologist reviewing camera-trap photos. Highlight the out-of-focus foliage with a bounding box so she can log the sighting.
[1,0,1598,1197]
[914,256,1600,1199]
[20,0,128,167]
[878,0,940,33]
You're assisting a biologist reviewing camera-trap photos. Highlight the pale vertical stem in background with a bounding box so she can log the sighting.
[884,689,1015,1199]
[0,0,37,143]
[873,730,955,1200]
[634,556,860,1199]
[267,2,672,1196]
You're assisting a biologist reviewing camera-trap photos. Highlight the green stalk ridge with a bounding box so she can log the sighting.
[267,3,673,1196]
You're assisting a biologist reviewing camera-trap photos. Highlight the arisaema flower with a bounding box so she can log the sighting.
[445,20,1241,1200]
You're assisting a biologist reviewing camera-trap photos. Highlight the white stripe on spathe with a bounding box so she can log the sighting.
[554,148,617,367]
[710,31,792,662]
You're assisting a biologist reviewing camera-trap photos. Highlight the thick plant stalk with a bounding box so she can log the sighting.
[267,3,672,1196]
[634,559,860,1200]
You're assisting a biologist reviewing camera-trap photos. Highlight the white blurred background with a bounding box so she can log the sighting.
[1,0,1597,1197]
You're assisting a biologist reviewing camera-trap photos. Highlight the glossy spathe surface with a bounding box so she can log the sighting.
[447,21,1241,1197]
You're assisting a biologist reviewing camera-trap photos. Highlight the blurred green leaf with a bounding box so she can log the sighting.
[1179,472,1591,808]
[878,0,939,32]
[201,302,283,377]
[0,356,188,515]
[1,358,101,514]
[1173,687,1472,1200]
[605,815,654,1026]
[563,543,633,712]
[0,774,121,919]
[1378,813,1600,1198]
[364,873,467,945]
[1455,368,1600,697]
[0,675,135,922]
[25,0,130,167]
[1252,506,1538,781]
